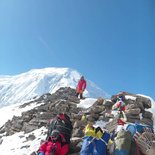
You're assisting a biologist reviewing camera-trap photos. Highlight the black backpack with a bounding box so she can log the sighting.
[47,113,73,144]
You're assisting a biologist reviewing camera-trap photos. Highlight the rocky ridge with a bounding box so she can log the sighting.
[0,87,154,154]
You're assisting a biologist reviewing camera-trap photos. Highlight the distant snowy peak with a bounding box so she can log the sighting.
[0,67,109,107]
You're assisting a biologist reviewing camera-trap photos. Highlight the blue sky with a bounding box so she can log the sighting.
[0,0,154,99]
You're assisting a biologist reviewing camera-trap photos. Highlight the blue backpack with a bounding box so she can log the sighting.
[80,136,94,155]
[114,129,132,155]
[80,131,110,155]
[126,123,153,137]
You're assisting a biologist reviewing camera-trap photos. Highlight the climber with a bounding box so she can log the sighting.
[76,76,86,99]
[38,135,69,155]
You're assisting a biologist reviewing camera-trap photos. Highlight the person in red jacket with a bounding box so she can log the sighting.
[76,76,87,99]
[38,135,69,155]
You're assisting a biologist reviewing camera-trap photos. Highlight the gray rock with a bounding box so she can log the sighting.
[72,128,84,137]
[140,118,153,126]
[0,138,3,145]
[26,134,36,141]
[103,100,114,107]
[142,111,153,119]
[30,152,37,155]
[136,96,152,109]
[125,108,141,115]
[20,145,30,149]
[126,104,138,110]
[96,97,104,105]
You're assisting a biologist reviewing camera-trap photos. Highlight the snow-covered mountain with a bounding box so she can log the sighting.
[0,67,110,107]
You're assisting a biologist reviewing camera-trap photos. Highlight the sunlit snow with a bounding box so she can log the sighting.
[77,98,97,109]
[0,68,109,107]
[0,101,44,127]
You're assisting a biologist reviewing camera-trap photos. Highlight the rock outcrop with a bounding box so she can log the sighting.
[0,88,154,154]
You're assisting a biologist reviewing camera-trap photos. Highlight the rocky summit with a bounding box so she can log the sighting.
[0,87,154,155]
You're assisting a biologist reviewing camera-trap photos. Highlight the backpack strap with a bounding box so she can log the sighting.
[50,143,57,155]
[100,138,108,146]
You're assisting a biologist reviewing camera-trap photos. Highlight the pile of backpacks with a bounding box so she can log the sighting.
[79,122,155,155]
[36,112,155,155]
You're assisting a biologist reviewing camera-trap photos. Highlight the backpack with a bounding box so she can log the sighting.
[47,113,73,144]
[80,134,110,155]
[126,123,153,137]
[80,124,110,155]
[114,129,132,155]
[129,139,141,155]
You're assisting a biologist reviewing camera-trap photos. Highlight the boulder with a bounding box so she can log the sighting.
[142,111,153,119]
[103,99,114,107]
[126,104,138,110]
[125,108,141,115]
[136,96,151,109]
[97,97,104,105]
[140,118,153,126]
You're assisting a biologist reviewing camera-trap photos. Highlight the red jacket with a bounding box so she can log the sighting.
[76,79,86,93]
[39,140,69,155]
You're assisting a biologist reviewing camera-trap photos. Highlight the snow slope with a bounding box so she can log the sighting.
[0,67,110,107]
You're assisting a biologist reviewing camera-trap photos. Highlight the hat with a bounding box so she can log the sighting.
[81,76,84,79]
